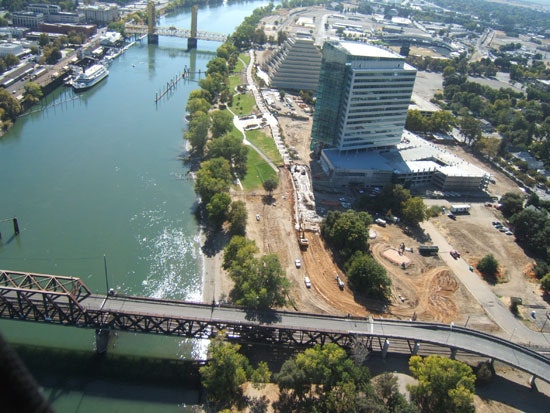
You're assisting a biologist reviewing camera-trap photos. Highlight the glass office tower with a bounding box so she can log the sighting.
[312,41,416,152]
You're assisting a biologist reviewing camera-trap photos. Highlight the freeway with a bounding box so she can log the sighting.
[82,294,550,384]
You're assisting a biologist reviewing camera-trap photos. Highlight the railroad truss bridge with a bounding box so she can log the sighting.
[1,270,549,388]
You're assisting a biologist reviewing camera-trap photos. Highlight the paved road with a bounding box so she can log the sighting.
[82,294,550,383]
[421,220,550,348]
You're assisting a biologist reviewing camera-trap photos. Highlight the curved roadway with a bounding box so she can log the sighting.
[421,221,550,349]
[83,294,550,383]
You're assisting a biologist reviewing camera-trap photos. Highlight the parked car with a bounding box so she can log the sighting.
[447,213,456,220]
[256,214,260,221]
[295,258,301,268]
[336,274,345,290]
[304,276,311,288]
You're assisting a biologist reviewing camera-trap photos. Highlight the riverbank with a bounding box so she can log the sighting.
[200,228,233,305]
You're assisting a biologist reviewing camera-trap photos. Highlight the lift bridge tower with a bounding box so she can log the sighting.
[188,5,198,50]
[147,1,158,44]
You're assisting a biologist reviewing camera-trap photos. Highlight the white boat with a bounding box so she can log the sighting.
[72,64,109,91]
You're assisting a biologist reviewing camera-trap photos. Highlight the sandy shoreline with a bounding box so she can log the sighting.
[200,228,233,304]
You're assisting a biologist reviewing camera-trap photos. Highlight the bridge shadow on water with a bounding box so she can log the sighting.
[12,344,201,407]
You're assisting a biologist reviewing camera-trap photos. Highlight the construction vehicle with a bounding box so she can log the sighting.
[298,215,309,250]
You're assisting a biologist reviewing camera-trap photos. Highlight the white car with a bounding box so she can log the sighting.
[295,258,301,268]
[304,276,311,288]
[256,214,260,221]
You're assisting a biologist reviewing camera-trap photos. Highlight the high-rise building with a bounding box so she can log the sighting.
[311,41,416,152]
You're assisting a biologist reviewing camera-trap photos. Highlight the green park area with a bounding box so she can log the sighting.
[241,149,278,191]
[245,129,283,166]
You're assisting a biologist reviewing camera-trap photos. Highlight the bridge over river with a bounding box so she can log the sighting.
[1,270,549,385]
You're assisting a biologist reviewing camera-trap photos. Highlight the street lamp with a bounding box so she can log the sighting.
[541,312,550,332]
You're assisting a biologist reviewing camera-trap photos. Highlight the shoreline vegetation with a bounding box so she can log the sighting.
[185,3,284,307]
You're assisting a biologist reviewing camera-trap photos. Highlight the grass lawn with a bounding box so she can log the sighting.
[230,93,256,116]
[241,149,278,191]
[228,53,250,95]
[246,129,283,166]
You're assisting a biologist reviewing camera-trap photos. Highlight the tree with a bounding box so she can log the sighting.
[476,254,499,278]
[232,253,289,309]
[223,235,258,271]
[186,96,211,115]
[509,208,550,256]
[428,110,454,133]
[459,115,482,146]
[195,157,232,204]
[275,343,372,411]
[262,178,278,197]
[401,197,427,226]
[199,333,271,408]
[499,192,524,217]
[206,192,232,228]
[407,355,476,413]
[322,210,373,261]
[210,109,234,138]
[185,111,210,155]
[345,251,391,299]
[406,109,428,132]
[228,200,247,235]
[374,372,419,413]
[540,273,550,295]
[23,82,42,105]
[0,89,22,122]
[207,134,248,178]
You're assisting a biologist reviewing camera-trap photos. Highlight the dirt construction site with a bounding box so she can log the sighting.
[238,87,548,336]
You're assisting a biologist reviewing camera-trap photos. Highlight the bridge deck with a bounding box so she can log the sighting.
[81,294,550,383]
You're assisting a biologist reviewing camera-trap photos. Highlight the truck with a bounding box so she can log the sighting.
[298,216,309,250]
[450,204,471,214]
[375,218,387,227]
[418,245,439,256]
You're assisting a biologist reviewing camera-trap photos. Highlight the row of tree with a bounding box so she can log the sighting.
[498,192,550,294]
[200,335,479,412]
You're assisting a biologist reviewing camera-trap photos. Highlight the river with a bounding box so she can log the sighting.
[0,1,272,411]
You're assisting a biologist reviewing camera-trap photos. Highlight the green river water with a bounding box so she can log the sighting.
[0,2,272,411]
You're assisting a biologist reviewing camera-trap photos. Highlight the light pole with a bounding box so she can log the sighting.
[541,312,550,333]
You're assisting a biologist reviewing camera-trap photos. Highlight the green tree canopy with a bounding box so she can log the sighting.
[185,111,210,155]
[322,210,373,261]
[401,197,427,226]
[195,157,232,204]
[23,82,43,105]
[275,343,373,412]
[262,178,278,196]
[223,235,258,271]
[499,192,524,217]
[199,333,271,408]
[345,251,391,300]
[186,96,211,115]
[232,253,289,309]
[206,134,248,178]
[459,115,482,146]
[206,192,232,228]
[210,109,234,138]
[407,355,475,413]
[476,253,499,278]
[228,200,247,236]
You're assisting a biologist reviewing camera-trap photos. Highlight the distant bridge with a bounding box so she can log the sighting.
[1,270,549,386]
[125,24,227,44]
[125,3,227,49]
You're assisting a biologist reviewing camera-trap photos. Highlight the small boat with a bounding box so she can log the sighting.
[72,64,109,92]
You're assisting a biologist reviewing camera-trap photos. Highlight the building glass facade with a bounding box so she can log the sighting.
[311,41,416,152]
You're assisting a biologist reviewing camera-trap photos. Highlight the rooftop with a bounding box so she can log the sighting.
[339,41,401,59]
